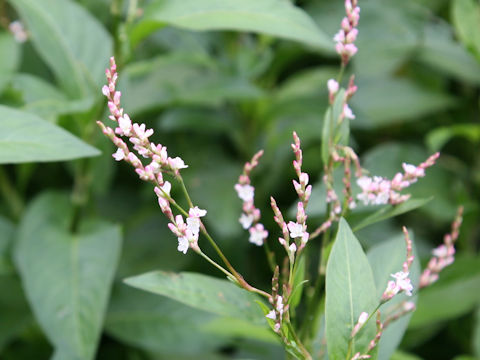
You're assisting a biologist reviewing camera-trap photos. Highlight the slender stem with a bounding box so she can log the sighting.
[0,167,24,220]
[287,322,312,360]
[346,302,382,359]
[177,175,194,208]
[336,63,346,84]
[197,249,234,278]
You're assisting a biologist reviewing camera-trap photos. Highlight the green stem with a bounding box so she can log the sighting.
[346,302,382,359]
[0,167,24,221]
[287,322,313,360]
[197,249,234,278]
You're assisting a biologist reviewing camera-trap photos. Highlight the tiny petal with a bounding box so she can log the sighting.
[112,148,125,161]
[189,206,207,218]
[239,213,254,229]
[266,310,276,320]
[177,237,189,254]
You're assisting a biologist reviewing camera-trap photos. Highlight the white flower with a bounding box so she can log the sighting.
[112,148,125,161]
[343,104,355,119]
[189,206,207,218]
[249,224,268,246]
[168,157,188,171]
[391,271,413,296]
[154,181,171,198]
[327,79,339,94]
[118,114,133,136]
[235,184,254,202]
[177,236,189,254]
[287,221,305,239]
[239,213,254,229]
[266,310,276,320]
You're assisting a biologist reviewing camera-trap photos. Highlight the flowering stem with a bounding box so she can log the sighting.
[346,303,382,359]
[197,249,234,279]
[286,322,312,360]
[177,175,195,209]
[200,225,271,299]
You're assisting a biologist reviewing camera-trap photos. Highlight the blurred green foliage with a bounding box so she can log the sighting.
[0,0,479,359]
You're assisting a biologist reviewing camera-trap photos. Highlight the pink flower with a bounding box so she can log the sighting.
[249,224,268,246]
[287,221,305,239]
[112,148,125,161]
[328,79,340,95]
[177,236,189,254]
[235,184,254,202]
[168,157,188,171]
[239,213,254,229]
[343,104,355,119]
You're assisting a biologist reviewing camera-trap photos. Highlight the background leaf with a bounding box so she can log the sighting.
[325,218,378,359]
[15,192,122,359]
[130,0,333,51]
[11,0,113,98]
[0,105,99,163]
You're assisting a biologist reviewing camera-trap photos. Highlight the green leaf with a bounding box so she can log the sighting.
[325,218,378,360]
[321,89,345,164]
[14,192,122,360]
[409,255,480,328]
[11,0,113,98]
[474,306,480,358]
[130,0,333,51]
[351,77,456,129]
[105,285,226,355]
[0,275,33,352]
[124,271,266,325]
[352,197,433,232]
[0,105,100,163]
[390,350,423,360]
[9,74,95,121]
[426,124,480,152]
[452,0,480,60]
[367,233,420,360]
[416,20,480,85]
[121,53,262,115]
[0,31,21,93]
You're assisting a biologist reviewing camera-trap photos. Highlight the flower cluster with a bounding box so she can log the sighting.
[334,0,360,65]
[271,133,312,256]
[9,20,28,43]
[234,150,268,246]
[356,152,440,206]
[167,207,207,254]
[266,295,285,333]
[419,206,463,288]
[99,57,204,254]
[381,227,414,301]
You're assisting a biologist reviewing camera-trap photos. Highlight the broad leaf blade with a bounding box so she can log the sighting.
[15,192,122,360]
[12,0,112,98]
[131,0,333,51]
[325,218,378,360]
[0,105,99,163]
[452,0,480,60]
[124,271,266,325]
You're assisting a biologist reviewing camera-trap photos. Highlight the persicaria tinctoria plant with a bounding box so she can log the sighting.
[97,1,464,359]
